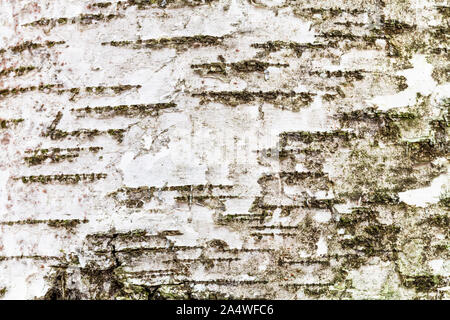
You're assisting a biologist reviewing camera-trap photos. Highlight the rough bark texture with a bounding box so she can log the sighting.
[0,0,448,300]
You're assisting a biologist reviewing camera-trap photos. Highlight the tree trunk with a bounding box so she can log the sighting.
[0,0,448,299]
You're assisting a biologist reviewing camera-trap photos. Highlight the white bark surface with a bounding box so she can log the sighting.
[0,0,448,299]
